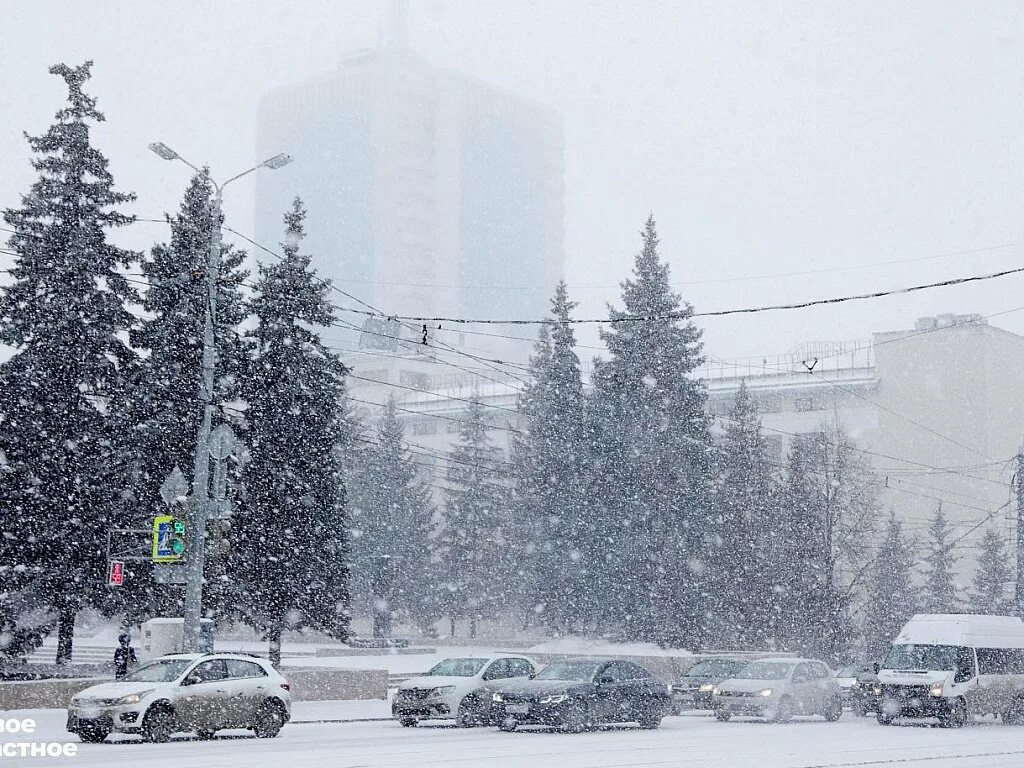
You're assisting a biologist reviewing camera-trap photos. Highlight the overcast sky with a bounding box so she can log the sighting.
[3,0,1024,365]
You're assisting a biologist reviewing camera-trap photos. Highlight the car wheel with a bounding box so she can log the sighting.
[457,695,484,727]
[824,697,843,722]
[141,705,175,743]
[253,699,286,738]
[563,701,592,733]
[196,729,217,740]
[399,717,418,727]
[638,709,662,730]
[770,697,794,724]
[714,709,732,722]
[1004,697,1024,725]
[498,717,518,732]
[852,700,866,717]
[877,710,895,726]
[939,698,968,729]
[78,726,109,743]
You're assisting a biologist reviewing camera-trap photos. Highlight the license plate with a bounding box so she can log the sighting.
[506,703,529,714]
[77,708,101,720]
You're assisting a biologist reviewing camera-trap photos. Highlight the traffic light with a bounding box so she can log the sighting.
[170,518,186,556]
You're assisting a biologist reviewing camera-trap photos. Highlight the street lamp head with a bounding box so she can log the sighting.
[149,142,180,161]
[262,153,294,170]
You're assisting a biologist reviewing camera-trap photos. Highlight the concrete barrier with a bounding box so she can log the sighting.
[0,677,105,711]
[0,669,388,710]
[314,647,435,657]
[286,668,388,701]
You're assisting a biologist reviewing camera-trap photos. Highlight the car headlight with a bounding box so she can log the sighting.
[539,694,568,705]
[758,689,773,698]
[929,683,943,697]
[116,690,152,706]
[711,687,720,696]
[873,686,882,696]
[429,686,456,698]
[492,693,504,702]
[699,683,715,692]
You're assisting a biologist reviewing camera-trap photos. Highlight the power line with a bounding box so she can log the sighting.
[335,263,1024,326]
[347,372,521,416]
[347,395,524,436]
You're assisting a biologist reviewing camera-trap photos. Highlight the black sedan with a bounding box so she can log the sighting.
[489,658,671,732]
[671,658,747,712]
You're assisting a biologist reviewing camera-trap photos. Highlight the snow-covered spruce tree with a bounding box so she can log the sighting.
[970,527,1014,615]
[863,514,917,658]
[586,214,711,646]
[775,426,878,662]
[121,170,250,622]
[512,281,590,633]
[711,382,779,649]
[347,399,439,632]
[437,398,509,638]
[232,198,349,664]
[0,62,139,663]
[921,505,959,614]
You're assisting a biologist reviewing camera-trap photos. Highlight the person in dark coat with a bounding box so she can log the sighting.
[113,632,138,679]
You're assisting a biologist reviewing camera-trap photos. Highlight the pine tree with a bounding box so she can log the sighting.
[0,62,138,662]
[512,282,590,633]
[347,400,438,632]
[712,382,779,648]
[121,170,250,622]
[775,426,878,662]
[437,398,508,638]
[971,528,1013,615]
[586,214,711,645]
[863,514,918,658]
[232,198,350,664]
[921,505,959,614]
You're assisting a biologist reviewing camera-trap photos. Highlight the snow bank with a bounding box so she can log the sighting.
[527,636,693,658]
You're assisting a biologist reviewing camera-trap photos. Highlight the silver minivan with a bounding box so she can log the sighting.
[712,657,843,723]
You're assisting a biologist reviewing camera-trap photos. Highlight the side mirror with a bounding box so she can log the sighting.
[596,675,614,685]
[873,663,880,674]
[182,674,199,686]
[792,675,807,684]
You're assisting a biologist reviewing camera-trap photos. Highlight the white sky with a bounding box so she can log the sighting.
[2,0,1024,363]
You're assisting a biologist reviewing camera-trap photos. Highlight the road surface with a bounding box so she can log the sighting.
[10,706,1024,768]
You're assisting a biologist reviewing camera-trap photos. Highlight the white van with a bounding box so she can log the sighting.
[876,613,1024,727]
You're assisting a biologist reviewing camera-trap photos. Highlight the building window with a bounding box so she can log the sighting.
[412,420,438,436]
[400,370,430,390]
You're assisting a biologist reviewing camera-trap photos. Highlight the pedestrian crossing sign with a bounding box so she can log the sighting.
[152,514,184,563]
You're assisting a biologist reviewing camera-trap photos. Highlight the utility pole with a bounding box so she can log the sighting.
[148,143,292,651]
[1016,446,1024,620]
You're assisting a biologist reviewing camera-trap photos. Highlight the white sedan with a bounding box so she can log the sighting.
[392,654,538,727]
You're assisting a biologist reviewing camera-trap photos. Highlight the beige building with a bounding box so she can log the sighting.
[704,314,1023,584]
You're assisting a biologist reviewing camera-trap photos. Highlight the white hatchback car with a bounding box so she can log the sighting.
[392,654,538,727]
[67,653,292,743]
[712,657,842,723]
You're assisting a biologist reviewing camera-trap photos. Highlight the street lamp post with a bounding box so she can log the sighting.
[148,143,292,652]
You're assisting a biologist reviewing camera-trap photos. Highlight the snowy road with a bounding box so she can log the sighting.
[10,708,1024,768]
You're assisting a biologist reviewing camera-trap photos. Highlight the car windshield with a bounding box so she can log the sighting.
[883,644,963,671]
[735,662,793,680]
[534,661,602,681]
[121,659,191,683]
[685,659,744,678]
[427,658,487,677]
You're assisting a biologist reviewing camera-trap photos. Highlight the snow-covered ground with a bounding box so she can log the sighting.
[9,703,1024,767]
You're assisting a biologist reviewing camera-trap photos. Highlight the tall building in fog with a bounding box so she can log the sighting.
[254,12,564,338]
